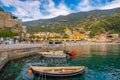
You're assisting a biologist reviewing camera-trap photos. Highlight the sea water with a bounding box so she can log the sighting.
[0,42,120,80]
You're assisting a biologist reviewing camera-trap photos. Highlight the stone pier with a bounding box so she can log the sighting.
[0,44,45,70]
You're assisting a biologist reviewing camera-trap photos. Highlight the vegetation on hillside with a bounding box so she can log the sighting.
[0,30,18,38]
[87,12,120,37]
[24,8,120,37]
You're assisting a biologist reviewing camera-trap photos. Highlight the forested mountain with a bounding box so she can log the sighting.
[23,8,120,37]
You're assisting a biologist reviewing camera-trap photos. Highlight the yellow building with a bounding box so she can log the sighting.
[64,27,86,40]
[32,32,61,40]
[64,27,72,36]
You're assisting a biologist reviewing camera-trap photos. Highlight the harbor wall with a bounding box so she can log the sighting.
[0,47,41,70]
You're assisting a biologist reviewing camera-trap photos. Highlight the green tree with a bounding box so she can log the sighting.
[0,30,18,38]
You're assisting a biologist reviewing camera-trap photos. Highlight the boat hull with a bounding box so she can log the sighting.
[32,67,86,78]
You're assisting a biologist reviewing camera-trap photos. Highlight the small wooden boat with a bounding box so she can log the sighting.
[30,65,86,78]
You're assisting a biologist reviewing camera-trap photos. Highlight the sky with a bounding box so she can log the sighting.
[0,0,120,22]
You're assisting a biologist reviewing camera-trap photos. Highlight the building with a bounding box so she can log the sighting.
[0,11,22,29]
[64,27,72,36]
[107,34,120,42]
[96,34,120,42]
[96,34,107,42]
[0,11,25,38]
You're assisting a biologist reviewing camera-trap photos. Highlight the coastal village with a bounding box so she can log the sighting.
[32,27,120,42]
[0,10,120,44]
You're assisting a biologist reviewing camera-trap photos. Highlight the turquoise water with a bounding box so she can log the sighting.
[0,43,120,80]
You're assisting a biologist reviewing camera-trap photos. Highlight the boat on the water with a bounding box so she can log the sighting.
[30,65,86,78]
[40,51,67,58]
[64,50,76,56]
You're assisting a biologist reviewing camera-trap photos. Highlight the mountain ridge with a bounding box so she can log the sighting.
[23,7,120,37]
[23,7,120,24]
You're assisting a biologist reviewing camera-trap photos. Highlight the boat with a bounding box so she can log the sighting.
[64,50,76,56]
[39,51,67,58]
[30,65,86,78]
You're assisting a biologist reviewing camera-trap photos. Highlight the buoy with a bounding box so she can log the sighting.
[28,69,32,74]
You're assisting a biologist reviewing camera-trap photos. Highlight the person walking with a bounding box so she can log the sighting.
[0,37,4,44]
[13,37,17,44]
[8,38,12,45]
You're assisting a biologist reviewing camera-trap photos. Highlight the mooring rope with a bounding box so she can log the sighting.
[44,73,46,80]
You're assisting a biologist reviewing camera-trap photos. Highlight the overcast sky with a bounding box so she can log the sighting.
[0,0,120,22]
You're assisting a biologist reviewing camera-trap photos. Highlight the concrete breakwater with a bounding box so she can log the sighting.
[0,47,41,70]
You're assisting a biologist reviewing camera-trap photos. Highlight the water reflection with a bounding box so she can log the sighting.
[33,77,85,80]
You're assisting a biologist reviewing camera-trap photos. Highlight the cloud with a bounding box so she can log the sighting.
[0,0,43,21]
[77,0,95,11]
[0,0,71,21]
[100,0,120,10]
[42,0,71,18]
[77,0,120,11]
[0,0,120,21]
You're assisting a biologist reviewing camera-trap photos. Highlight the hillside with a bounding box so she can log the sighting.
[23,8,120,37]
[74,11,120,37]
[0,7,23,38]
